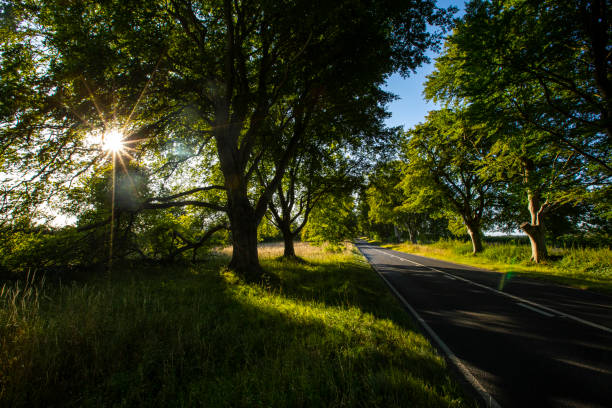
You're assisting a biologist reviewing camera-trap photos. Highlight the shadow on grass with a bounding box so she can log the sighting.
[259,251,425,336]
[0,256,470,407]
[273,254,310,264]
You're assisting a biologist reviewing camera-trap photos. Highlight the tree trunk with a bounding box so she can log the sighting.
[227,195,263,281]
[393,224,401,242]
[407,228,416,244]
[404,223,417,244]
[465,221,483,254]
[520,191,548,263]
[405,220,418,244]
[282,227,297,258]
[214,95,265,281]
[520,222,548,263]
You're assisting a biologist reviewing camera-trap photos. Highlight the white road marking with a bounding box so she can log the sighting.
[368,247,612,334]
[517,302,555,317]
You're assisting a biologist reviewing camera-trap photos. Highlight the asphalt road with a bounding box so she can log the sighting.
[355,240,612,408]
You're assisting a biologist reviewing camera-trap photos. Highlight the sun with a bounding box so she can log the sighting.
[102,128,125,153]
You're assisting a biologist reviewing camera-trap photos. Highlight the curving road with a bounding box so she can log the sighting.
[355,240,612,408]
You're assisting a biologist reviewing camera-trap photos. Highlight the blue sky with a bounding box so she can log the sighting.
[383,0,466,130]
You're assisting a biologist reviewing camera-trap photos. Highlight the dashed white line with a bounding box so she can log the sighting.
[517,302,555,317]
[368,247,612,334]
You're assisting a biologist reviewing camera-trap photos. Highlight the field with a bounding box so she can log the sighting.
[381,239,612,294]
[0,242,474,407]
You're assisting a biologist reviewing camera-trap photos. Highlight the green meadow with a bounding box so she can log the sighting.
[1,243,474,407]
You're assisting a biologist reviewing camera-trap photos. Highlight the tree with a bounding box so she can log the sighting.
[366,161,438,243]
[476,122,584,262]
[424,0,610,261]
[1,0,454,279]
[264,90,390,258]
[400,109,497,253]
[0,1,100,226]
[266,148,358,258]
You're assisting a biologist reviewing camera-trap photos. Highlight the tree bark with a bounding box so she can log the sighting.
[407,227,416,244]
[282,226,297,258]
[521,221,548,263]
[227,195,262,280]
[519,157,549,263]
[393,224,401,243]
[520,191,549,263]
[465,220,483,254]
[216,112,263,279]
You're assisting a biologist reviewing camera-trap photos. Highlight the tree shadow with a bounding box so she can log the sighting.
[259,257,421,329]
[3,261,471,407]
[270,254,311,265]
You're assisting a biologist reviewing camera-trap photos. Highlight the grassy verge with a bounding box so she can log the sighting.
[379,239,612,294]
[1,242,474,407]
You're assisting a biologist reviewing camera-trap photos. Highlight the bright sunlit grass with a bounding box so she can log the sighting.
[101,128,125,153]
[0,243,474,407]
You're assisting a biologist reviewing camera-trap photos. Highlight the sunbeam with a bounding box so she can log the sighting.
[102,128,125,153]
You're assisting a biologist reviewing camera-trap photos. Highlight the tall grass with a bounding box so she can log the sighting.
[0,243,473,407]
[384,239,612,292]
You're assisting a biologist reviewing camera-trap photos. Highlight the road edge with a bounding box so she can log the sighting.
[355,241,502,408]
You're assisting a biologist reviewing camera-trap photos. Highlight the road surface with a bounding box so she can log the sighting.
[355,240,612,408]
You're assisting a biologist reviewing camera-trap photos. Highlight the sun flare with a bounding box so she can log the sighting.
[102,128,125,153]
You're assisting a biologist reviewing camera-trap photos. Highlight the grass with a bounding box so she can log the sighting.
[379,239,612,294]
[0,242,474,407]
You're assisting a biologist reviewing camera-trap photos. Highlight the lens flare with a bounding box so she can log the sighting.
[102,128,124,153]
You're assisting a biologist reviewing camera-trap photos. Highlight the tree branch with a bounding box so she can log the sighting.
[167,223,228,259]
[142,200,225,211]
[148,186,226,203]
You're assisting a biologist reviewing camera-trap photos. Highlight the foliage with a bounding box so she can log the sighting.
[0,226,100,280]
[0,159,228,279]
[426,0,611,178]
[266,126,364,256]
[301,193,357,247]
[0,243,474,407]
[366,160,447,243]
[257,215,281,242]
[425,0,611,206]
